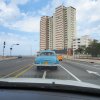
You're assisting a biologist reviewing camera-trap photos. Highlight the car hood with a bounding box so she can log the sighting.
[0,78,100,89]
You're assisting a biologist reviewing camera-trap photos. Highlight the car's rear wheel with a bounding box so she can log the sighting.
[53,66,58,70]
[37,66,42,71]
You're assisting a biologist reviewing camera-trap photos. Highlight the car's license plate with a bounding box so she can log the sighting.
[44,62,48,64]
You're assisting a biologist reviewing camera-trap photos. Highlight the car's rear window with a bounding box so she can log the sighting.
[40,52,55,56]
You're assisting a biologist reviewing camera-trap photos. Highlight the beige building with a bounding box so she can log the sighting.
[40,5,76,51]
[48,16,53,50]
[54,5,65,50]
[53,5,76,50]
[66,6,76,49]
[40,16,49,50]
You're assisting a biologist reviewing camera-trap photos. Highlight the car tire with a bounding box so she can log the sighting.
[53,66,58,70]
[37,66,42,71]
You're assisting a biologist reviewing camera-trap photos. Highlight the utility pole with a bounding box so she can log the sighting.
[3,41,6,58]
[10,48,12,56]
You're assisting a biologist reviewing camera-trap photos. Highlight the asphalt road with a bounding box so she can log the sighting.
[0,57,100,86]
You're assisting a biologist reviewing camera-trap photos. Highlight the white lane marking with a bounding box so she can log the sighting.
[59,65,81,82]
[94,65,100,67]
[42,71,47,79]
[87,70,100,76]
[67,60,100,70]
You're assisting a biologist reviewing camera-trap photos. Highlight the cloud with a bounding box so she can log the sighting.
[38,0,63,16]
[1,0,100,35]
[61,0,100,38]
[11,0,29,5]
[0,0,41,32]
[0,32,28,45]
[5,16,40,32]
[0,0,20,23]
[35,0,100,40]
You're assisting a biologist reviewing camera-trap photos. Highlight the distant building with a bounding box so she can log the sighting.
[40,5,76,53]
[73,35,92,51]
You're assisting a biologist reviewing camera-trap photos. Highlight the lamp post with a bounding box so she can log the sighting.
[10,44,19,56]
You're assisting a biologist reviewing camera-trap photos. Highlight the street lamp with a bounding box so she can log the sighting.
[10,44,19,56]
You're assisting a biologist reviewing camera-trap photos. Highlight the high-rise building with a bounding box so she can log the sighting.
[54,5,65,50]
[53,13,56,49]
[66,6,76,49]
[48,16,53,50]
[40,5,76,52]
[66,6,76,55]
[40,16,49,50]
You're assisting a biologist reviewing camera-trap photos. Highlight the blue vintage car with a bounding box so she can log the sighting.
[34,50,59,70]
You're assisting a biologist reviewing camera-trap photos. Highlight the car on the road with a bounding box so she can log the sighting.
[57,54,63,61]
[18,56,22,59]
[34,50,59,71]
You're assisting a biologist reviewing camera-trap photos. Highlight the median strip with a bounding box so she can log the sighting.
[15,65,33,78]
[59,65,81,82]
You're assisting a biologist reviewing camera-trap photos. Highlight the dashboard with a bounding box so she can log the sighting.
[0,89,100,100]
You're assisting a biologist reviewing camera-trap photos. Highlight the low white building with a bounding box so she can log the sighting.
[73,35,92,51]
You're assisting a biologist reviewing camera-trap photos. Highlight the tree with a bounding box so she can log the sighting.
[74,45,86,54]
[85,39,100,57]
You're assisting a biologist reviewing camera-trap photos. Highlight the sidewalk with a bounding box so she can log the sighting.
[73,58,100,64]
[0,56,17,61]
[63,56,100,64]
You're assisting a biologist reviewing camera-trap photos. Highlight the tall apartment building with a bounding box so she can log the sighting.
[48,16,53,50]
[66,6,76,49]
[53,5,76,50]
[53,5,65,50]
[40,5,76,52]
[40,16,49,50]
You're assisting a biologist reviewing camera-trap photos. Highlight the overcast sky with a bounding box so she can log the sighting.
[0,0,100,56]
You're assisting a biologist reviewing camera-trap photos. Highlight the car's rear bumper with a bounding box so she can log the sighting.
[33,64,59,70]
[33,64,59,67]
[58,59,62,61]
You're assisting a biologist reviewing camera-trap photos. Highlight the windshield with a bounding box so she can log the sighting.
[0,0,100,92]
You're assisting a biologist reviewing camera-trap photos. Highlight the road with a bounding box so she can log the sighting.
[0,57,100,86]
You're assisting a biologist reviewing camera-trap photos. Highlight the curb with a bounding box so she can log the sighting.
[64,58,100,64]
[0,58,17,62]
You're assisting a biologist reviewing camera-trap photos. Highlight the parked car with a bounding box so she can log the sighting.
[34,50,59,71]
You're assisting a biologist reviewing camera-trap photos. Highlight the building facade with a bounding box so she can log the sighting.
[73,35,92,51]
[40,16,49,50]
[48,16,53,50]
[54,5,65,50]
[40,5,76,52]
